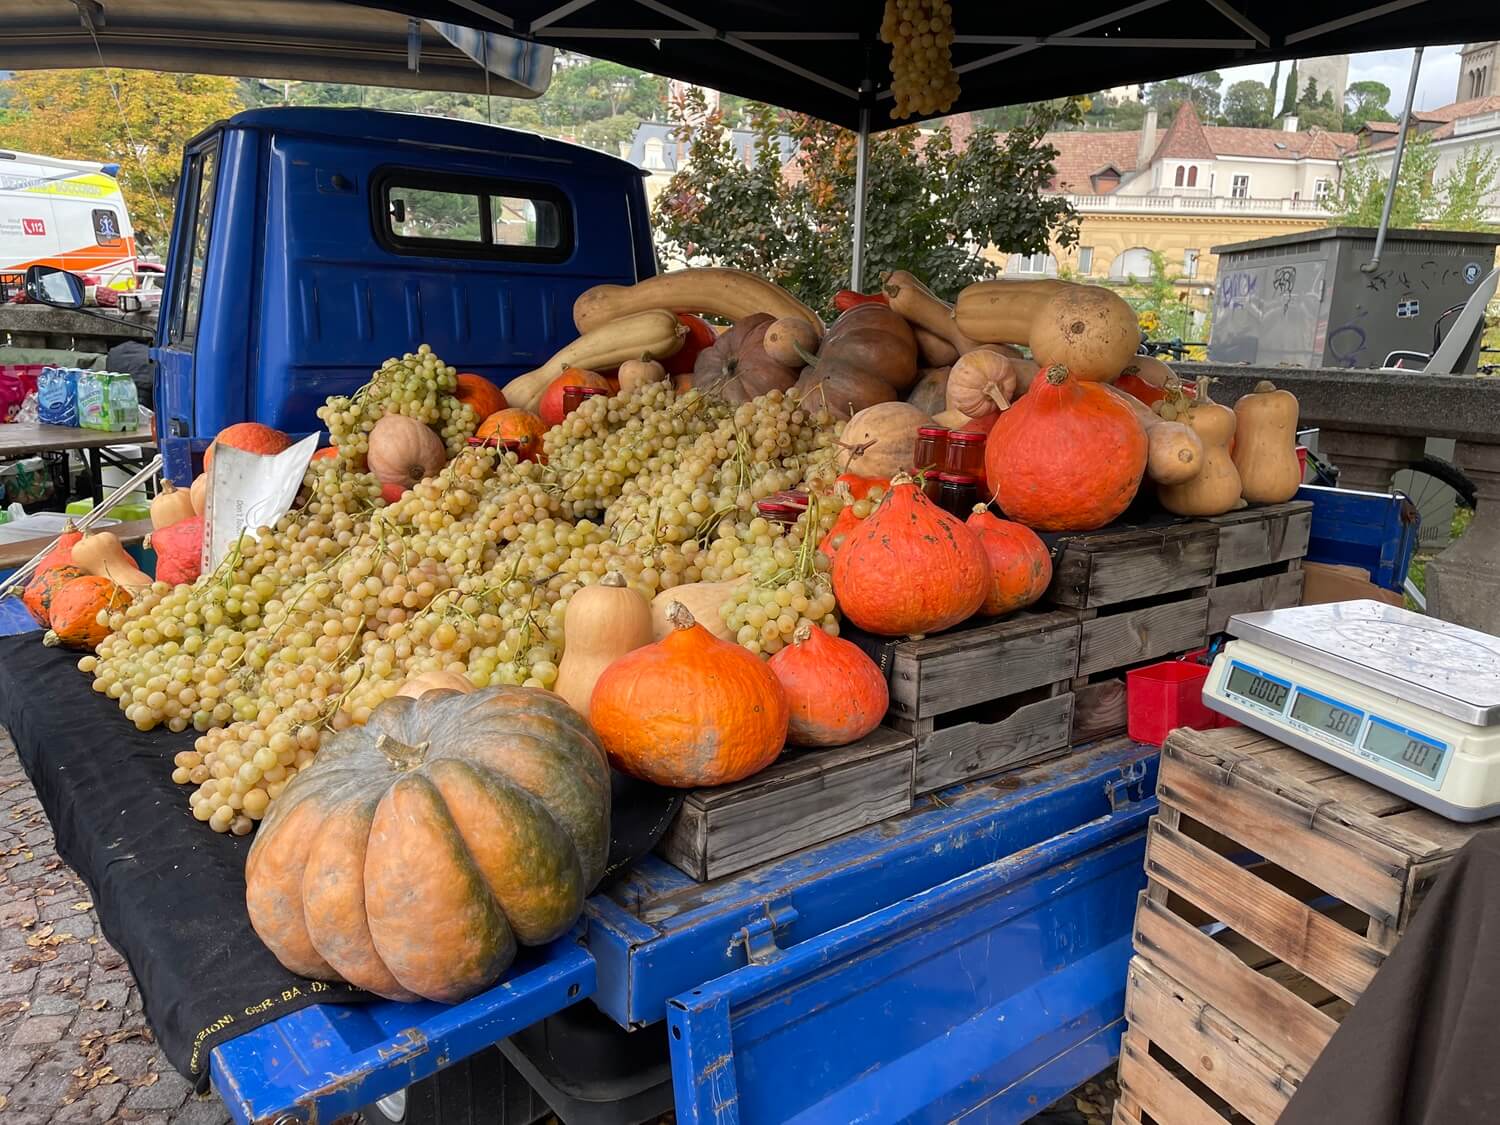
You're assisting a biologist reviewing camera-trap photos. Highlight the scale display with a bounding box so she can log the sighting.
[1203,602,1500,823]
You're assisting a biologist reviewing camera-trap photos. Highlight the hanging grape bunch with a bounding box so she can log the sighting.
[880,0,960,119]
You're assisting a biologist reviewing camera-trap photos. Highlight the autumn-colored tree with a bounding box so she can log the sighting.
[0,70,243,251]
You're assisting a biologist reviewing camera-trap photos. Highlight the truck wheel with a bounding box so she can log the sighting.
[358,1048,549,1125]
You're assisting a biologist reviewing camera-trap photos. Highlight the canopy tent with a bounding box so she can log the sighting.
[338,0,1500,132]
[3,0,553,97]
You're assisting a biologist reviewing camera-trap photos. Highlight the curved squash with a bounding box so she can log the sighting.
[1101,384,1205,486]
[1158,378,1242,516]
[505,310,687,413]
[150,481,197,530]
[1233,381,1302,503]
[573,268,822,335]
[954,278,1072,344]
[73,531,154,589]
[554,573,653,720]
[881,270,980,356]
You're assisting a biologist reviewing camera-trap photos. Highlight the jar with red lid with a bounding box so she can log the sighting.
[912,426,948,474]
[935,473,981,518]
[562,385,610,417]
[755,500,803,528]
[941,430,987,477]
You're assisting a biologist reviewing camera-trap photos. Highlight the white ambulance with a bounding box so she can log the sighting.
[0,151,138,291]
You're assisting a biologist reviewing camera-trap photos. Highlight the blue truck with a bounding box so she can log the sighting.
[26,107,1158,1124]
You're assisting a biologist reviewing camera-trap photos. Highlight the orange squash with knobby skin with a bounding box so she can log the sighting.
[589,603,788,788]
[203,422,292,472]
[152,515,203,586]
[42,576,130,650]
[985,365,1147,532]
[23,564,84,628]
[246,687,610,1003]
[768,623,888,747]
[476,408,547,463]
[831,473,990,636]
[965,506,1053,616]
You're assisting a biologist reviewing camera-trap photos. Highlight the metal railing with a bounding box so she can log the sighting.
[1057,192,1333,216]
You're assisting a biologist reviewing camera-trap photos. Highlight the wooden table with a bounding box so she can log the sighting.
[0,518,153,570]
[0,422,156,505]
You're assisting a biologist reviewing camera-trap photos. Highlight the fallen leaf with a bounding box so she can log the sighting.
[73,902,93,911]
[0,1094,8,1110]
[129,1071,160,1089]
[90,999,108,1011]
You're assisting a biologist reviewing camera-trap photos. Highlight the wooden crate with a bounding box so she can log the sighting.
[656,727,915,882]
[1206,560,1304,636]
[1118,726,1494,1124]
[888,684,1074,795]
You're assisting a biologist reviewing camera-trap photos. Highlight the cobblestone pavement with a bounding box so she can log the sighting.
[0,727,230,1125]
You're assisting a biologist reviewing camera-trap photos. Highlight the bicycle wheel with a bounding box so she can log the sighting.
[1391,455,1477,553]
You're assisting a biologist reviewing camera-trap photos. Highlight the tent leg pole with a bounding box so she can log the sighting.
[850,106,870,291]
[1363,46,1423,275]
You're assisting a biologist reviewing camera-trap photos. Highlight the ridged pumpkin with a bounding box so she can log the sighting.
[590,603,788,788]
[965,506,1053,617]
[454,373,508,420]
[769,624,889,747]
[985,365,1147,532]
[367,414,446,491]
[203,423,292,472]
[245,687,610,1003]
[831,473,990,636]
[818,504,862,563]
[42,576,130,650]
[476,409,547,463]
[23,564,84,628]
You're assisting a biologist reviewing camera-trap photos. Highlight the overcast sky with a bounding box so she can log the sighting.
[1214,45,1463,112]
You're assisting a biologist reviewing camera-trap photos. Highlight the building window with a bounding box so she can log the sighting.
[1314,178,1332,201]
[1186,166,1198,187]
[1231,175,1250,199]
[1078,246,1095,275]
[1183,249,1200,279]
[1174,165,1185,187]
[1110,247,1155,281]
[1009,251,1055,275]
[643,138,667,170]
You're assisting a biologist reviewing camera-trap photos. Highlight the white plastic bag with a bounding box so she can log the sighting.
[200,434,320,574]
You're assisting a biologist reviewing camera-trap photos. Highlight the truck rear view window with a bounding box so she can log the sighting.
[376,171,570,262]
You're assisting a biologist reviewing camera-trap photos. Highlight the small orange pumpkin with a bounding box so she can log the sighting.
[590,602,789,788]
[965,506,1053,617]
[31,521,82,574]
[831,473,990,637]
[203,422,292,472]
[310,447,339,462]
[454,373,508,420]
[476,409,547,463]
[538,368,611,428]
[152,515,204,586]
[818,505,862,563]
[42,576,130,650]
[23,564,84,627]
[985,365,1147,532]
[768,624,889,747]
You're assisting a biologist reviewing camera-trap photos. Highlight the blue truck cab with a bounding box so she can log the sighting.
[153,107,655,481]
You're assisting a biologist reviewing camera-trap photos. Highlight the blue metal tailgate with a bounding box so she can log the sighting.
[666,810,1150,1124]
[586,739,1157,1030]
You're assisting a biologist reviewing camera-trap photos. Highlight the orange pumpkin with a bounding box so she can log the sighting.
[23,564,84,628]
[152,515,203,586]
[310,447,338,462]
[768,624,888,747]
[985,365,1147,532]
[42,576,130,650]
[367,414,446,491]
[835,473,887,500]
[590,603,788,788]
[380,482,407,505]
[476,409,547,463]
[31,521,82,574]
[965,506,1053,617]
[454,373,508,420]
[818,504,862,563]
[203,423,292,472]
[831,473,990,636]
[664,314,717,375]
[538,368,611,428]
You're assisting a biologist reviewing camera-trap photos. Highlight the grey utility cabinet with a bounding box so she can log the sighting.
[1208,226,1499,371]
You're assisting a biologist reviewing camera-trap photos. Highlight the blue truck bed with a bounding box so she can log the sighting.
[212,739,1157,1124]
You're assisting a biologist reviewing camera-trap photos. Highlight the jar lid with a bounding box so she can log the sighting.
[936,472,982,484]
[947,430,986,444]
[916,426,950,437]
[572,387,610,398]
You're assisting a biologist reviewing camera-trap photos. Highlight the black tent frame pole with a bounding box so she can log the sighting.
[1364,45,1424,274]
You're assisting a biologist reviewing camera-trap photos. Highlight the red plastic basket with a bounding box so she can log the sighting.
[1127,660,1219,747]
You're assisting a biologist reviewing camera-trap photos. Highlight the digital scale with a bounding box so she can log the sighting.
[1204,601,1500,822]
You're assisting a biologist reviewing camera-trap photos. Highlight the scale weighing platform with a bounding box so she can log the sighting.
[1205,600,1500,822]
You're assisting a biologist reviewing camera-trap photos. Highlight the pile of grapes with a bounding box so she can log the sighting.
[83,352,848,834]
[880,0,959,119]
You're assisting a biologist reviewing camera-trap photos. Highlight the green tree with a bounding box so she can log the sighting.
[653,92,1083,309]
[1344,80,1395,130]
[0,69,243,251]
[1330,135,1500,230]
[1302,77,1321,108]
[1280,61,1300,118]
[1222,80,1272,127]
[1146,73,1222,121]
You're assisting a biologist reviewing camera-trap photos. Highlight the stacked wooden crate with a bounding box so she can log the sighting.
[1117,726,1491,1125]
[657,501,1312,884]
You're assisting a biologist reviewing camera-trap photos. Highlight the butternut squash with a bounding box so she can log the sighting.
[881,270,980,357]
[1101,384,1204,486]
[72,531,154,589]
[1233,381,1302,503]
[573,268,822,335]
[1028,285,1140,382]
[189,473,208,515]
[912,326,959,367]
[954,278,1072,344]
[649,580,742,641]
[506,310,687,413]
[555,572,653,720]
[1157,378,1241,516]
[150,480,197,530]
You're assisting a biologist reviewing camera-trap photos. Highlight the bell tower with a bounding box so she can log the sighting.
[1458,43,1497,101]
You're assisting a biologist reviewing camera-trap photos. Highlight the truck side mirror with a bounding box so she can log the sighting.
[25,265,85,309]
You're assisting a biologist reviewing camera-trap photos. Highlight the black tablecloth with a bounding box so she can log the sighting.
[0,633,679,1089]
[1281,829,1500,1125]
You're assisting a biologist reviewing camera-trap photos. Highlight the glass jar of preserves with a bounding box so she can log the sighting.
[941,430,987,478]
[562,385,610,417]
[936,473,981,518]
